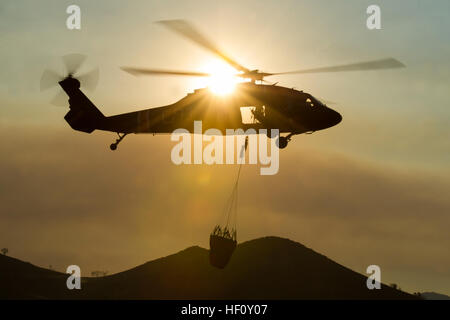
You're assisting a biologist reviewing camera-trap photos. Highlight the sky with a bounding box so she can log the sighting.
[0,0,449,295]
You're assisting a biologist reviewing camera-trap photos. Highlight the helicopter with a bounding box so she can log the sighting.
[40,20,405,150]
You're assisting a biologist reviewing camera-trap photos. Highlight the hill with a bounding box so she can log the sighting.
[420,292,450,300]
[0,254,68,299]
[0,236,417,299]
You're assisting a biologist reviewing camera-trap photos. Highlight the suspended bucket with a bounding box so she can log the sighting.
[209,226,237,268]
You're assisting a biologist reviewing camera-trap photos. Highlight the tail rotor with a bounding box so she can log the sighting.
[40,54,99,106]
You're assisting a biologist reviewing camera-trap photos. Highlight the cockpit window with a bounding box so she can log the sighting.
[306,96,322,108]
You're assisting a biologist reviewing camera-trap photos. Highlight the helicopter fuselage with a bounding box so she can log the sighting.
[60,78,341,149]
[95,82,342,135]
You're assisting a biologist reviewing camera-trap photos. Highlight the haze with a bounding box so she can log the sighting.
[0,0,449,295]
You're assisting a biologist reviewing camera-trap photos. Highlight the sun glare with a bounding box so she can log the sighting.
[201,60,239,95]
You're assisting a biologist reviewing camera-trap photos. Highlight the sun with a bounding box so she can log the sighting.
[200,60,240,95]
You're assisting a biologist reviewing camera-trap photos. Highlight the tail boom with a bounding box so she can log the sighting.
[59,77,104,133]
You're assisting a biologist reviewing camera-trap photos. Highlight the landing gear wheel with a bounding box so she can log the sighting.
[276,136,288,149]
[109,133,127,151]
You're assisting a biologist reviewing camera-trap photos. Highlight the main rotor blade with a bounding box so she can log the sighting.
[121,67,211,77]
[62,53,87,76]
[156,19,249,73]
[272,58,405,75]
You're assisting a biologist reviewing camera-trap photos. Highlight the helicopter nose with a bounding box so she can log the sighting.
[333,110,342,125]
[329,109,342,127]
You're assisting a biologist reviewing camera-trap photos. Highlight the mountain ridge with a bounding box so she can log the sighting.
[0,236,418,299]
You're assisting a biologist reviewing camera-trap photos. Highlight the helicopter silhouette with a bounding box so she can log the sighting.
[41,20,405,150]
